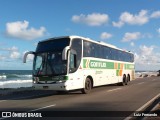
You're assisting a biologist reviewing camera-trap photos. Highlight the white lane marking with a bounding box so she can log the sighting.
[137,82,145,85]
[28,104,56,112]
[124,93,160,120]
[107,88,122,92]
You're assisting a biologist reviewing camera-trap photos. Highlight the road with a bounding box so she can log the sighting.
[0,76,160,120]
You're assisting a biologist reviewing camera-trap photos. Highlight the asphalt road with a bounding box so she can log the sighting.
[0,76,160,120]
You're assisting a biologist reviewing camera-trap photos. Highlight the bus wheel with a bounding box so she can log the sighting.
[81,78,92,94]
[120,75,126,86]
[126,75,130,85]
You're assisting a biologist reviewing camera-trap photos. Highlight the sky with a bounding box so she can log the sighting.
[0,0,160,71]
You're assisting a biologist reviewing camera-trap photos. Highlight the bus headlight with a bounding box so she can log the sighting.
[56,80,66,83]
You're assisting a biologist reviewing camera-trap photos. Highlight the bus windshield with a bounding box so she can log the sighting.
[33,38,70,76]
[33,52,67,76]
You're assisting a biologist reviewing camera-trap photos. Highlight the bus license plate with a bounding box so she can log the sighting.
[43,86,49,89]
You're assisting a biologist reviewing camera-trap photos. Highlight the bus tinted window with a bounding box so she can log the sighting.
[83,41,91,57]
[83,40,134,63]
[104,47,110,59]
[70,38,82,73]
[94,44,100,58]
[99,45,104,59]
[36,38,70,53]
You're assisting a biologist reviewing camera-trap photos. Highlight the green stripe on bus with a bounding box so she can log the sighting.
[88,60,114,69]
[83,59,134,70]
[125,64,134,70]
[116,70,119,76]
[83,59,87,68]
[83,59,115,69]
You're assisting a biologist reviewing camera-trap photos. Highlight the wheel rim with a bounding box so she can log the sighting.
[85,80,91,91]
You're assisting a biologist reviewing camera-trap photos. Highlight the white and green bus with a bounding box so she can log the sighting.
[23,36,135,94]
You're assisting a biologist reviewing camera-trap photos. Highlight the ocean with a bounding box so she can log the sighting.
[0,70,33,89]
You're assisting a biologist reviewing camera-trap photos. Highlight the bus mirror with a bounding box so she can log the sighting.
[23,51,35,63]
[62,46,70,60]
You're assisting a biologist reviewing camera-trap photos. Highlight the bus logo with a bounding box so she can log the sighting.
[2,112,11,118]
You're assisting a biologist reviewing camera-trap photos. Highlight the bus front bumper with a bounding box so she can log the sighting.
[33,82,68,91]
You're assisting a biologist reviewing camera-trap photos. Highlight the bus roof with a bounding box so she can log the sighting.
[39,35,133,54]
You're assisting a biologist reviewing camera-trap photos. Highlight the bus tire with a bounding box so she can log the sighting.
[126,75,130,85]
[120,75,126,86]
[81,77,92,94]
[124,75,128,85]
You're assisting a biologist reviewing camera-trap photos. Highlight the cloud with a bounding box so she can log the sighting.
[135,45,160,71]
[113,10,149,27]
[8,46,21,59]
[9,46,18,51]
[0,47,34,60]
[150,11,160,18]
[0,55,6,60]
[112,21,124,28]
[0,46,21,59]
[139,45,154,56]
[100,32,112,40]
[71,13,109,26]
[122,32,141,42]
[130,42,135,47]
[113,10,160,28]
[0,46,18,51]
[5,20,46,40]
[10,51,20,59]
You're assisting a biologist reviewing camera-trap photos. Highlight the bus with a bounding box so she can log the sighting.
[23,36,135,94]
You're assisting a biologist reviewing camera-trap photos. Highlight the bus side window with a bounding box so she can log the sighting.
[70,53,76,69]
[83,41,91,57]
[104,47,109,59]
[70,38,82,73]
